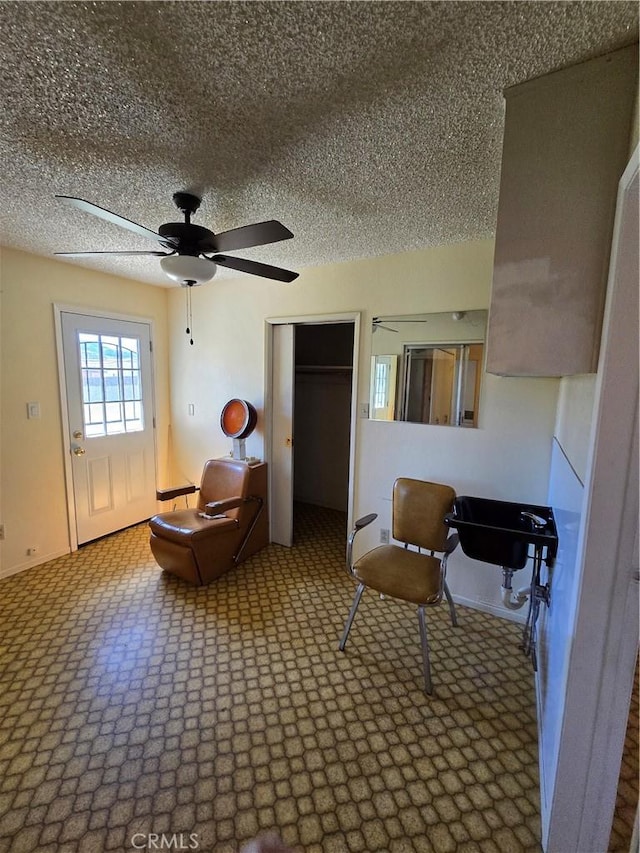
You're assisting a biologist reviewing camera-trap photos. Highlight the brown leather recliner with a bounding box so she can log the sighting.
[149,459,269,586]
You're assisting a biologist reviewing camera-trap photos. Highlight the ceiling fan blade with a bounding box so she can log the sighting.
[55,196,172,245]
[374,318,427,324]
[212,254,299,283]
[206,220,294,253]
[55,250,170,257]
[373,318,400,333]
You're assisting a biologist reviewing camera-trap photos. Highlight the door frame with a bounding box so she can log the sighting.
[545,147,639,850]
[54,304,158,552]
[264,312,361,539]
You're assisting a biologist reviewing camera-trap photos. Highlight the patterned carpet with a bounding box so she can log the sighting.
[608,657,639,852]
[0,504,544,853]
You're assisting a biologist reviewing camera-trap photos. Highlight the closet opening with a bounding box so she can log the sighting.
[267,314,359,548]
[293,323,354,535]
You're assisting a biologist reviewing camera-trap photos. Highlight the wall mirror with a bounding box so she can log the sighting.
[369,310,487,427]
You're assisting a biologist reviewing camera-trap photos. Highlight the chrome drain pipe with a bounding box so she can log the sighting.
[500,568,530,610]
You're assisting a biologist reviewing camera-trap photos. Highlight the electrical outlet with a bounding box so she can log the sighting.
[380,528,390,544]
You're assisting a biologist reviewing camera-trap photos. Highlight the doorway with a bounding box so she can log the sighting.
[56,308,158,547]
[544,148,639,851]
[266,313,360,547]
[294,323,354,513]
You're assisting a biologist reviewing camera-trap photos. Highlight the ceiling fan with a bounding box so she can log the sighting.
[54,191,299,286]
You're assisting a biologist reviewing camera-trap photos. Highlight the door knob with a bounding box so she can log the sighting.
[72,446,86,456]
[72,430,83,439]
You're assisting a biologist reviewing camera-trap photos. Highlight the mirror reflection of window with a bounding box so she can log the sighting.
[369,310,486,428]
[370,355,397,420]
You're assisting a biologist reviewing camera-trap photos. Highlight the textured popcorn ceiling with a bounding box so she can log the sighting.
[0,1,637,286]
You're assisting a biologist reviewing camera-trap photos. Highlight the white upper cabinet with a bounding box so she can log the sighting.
[486,45,638,377]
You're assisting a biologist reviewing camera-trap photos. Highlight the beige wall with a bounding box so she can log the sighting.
[0,248,170,576]
[167,238,560,618]
[1,238,560,617]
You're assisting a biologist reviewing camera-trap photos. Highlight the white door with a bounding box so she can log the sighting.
[60,311,158,544]
[270,324,295,546]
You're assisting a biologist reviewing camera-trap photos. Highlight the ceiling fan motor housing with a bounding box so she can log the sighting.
[159,195,216,284]
[158,222,215,254]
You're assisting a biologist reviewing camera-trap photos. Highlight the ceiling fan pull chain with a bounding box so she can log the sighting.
[186,284,194,346]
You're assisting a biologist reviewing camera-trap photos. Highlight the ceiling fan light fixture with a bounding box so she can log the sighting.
[160,254,216,285]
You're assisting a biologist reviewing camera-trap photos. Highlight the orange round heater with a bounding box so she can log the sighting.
[220,399,258,440]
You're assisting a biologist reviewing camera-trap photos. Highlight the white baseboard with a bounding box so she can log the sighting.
[452,593,527,624]
[0,548,70,580]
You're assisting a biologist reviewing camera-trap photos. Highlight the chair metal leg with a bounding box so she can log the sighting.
[443,580,458,627]
[417,605,433,695]
[339,582,365,651]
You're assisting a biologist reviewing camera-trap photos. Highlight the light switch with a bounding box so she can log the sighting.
[27,402,40,419]
[188,403,195,416]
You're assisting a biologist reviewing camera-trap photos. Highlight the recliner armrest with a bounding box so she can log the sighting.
[203,496,245,517]
[156,484,198,501]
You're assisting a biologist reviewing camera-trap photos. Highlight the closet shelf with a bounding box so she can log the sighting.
[296,365,353,374]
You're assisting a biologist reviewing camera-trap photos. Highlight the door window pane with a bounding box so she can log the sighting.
[78,333,144,436]
[121,338,139,368]
[103,369,122,402]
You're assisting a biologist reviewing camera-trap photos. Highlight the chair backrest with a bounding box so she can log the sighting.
[197,459,250,517]
[392,478,456,552]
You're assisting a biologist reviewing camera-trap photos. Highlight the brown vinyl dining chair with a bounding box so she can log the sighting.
[339,477,459,694]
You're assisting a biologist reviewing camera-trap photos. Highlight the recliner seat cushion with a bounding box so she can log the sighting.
[149,510,238,546]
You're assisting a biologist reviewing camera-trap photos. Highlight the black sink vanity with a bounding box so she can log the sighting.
[445,495,559,670]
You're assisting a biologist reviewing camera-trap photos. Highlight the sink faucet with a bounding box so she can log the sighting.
[521,511,547,529]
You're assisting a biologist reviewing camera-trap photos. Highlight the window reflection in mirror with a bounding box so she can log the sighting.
[369,310,487,427]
